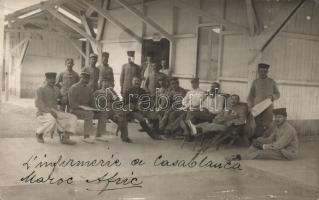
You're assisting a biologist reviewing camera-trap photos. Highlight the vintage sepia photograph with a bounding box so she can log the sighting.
[0,0,319,199]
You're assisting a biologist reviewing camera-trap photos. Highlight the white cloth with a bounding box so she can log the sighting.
[182,88,206,110]
[202,95,225,114]
[36,111,77,135]
[251,98,272,117]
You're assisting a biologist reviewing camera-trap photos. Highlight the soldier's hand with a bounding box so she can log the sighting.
[50,110,58,119]
[252,139,262,149]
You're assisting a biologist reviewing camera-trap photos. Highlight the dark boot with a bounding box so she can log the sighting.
[139,121,162,140]
[60,132,76,145]
[120,125,133,143]
[36,133,44,143]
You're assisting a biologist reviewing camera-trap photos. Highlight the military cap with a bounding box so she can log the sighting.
[127,51,135,57]
[191,77,200,83]
[80,71,90,78]
[45,72,57,79]
[258,63,270,69]
[273,108,287,117]
[102,52,109,58]
[89,53,98,58]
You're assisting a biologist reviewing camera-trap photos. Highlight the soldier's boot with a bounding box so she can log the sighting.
[60,132,76,145]
[36,133,44,143]
[120,127,133,143]
[139,121,162,140]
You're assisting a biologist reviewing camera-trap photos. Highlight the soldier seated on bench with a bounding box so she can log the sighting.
[35,72,76,145]
[93,80,131,143]
[226,108,299,161]
[68,72,108,144]
[186,94,247,138]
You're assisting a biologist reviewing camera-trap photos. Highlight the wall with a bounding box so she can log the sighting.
[10,34,82,98]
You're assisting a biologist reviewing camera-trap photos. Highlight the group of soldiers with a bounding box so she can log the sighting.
[35,51,299,161]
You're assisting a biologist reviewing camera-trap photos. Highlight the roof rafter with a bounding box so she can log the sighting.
[79,0,142,43]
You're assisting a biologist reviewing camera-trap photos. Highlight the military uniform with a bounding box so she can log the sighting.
[244,121,298,160]
[120,63,141,95]
[56,69,79,111]
[82,66,100,92]
[35,84,77,137]
[99,64,114,86]
[123,86,161,140]
[247,64,280,138]
[196,102,248,133]
[68,81,105,138]
[93,88,129,141]
[145,71,168,96]
[161,86,187,134]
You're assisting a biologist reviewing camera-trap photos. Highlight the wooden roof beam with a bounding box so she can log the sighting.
[245,0,259,36]
[252,0,306,54]
[80,12,96,38]
[5,0,67,21]
[95,0,109,41]
[114,0,173,41]
[44,6,98,45]
[5,27,82,39]
[79,0,142,43]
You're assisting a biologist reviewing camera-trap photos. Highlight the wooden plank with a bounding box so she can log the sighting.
[5,0,68,20]
[255,0,306,52]
[10,36,31,53]
[4,32,11,101]
[17,39,30,68]
[80,13,96,38]
[0,0,3,103]
[95,0,109,41]
[245,0,259,36]
[174,0,248,33]
[5,27,81,38]
[79,0,142,43]
[114,0,174,41]
[45,7,97,44]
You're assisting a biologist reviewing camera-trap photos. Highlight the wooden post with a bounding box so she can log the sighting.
[0,0,4,103]
[169,5,178,76]
[4,32,11,101]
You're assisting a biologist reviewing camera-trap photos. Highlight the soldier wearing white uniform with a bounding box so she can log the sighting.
[35,72,77,145]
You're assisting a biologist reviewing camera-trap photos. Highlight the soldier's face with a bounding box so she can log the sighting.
[102,55,109,65]
[191,82,199,89]
[65,60,74,70]
[132,78,141,87]
[46,77,56,86]
[274,114,286,126]
[81,76,90,85]
[230,95,239,106]
[151,63,157,71]
[128,57,134,63]
[90,57,97,66]
[210,83,219,94]
[170,80,178,89]
[258,68,268,79]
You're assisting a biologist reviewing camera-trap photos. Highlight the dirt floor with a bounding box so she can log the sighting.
[0,100,318,200]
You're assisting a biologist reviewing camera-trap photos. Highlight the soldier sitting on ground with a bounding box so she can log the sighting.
[226,108,298,161]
